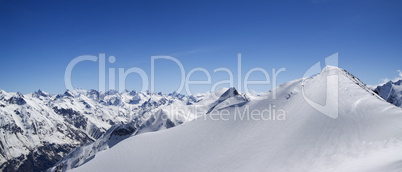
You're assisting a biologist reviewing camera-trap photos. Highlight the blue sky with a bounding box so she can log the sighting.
[0,0,401,94]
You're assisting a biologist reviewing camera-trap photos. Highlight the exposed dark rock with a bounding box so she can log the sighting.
[0,143,79,172]
[8,93,26,105]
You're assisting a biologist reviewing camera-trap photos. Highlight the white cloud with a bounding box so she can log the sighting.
[379,70,402,86]
[367,70,402,89]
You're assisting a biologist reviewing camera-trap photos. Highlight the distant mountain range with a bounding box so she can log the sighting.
[0,88,246,171]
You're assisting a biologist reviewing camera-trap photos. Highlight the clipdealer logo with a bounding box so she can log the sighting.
[301,53,339,119]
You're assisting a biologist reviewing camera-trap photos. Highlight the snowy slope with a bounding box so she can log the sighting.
[0,89,216,171]
[375,80,402,107]
[73,66,402,172]
[49,87,249,171]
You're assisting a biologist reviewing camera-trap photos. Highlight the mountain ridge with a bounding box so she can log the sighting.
[0,88,230,171]
[375,79,402,108]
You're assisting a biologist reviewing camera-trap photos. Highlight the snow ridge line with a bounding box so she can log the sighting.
[340,68,385,101]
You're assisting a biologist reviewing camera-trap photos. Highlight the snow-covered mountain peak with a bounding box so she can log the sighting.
[63,90,75,97]
[382,79,402,87]
[322,65,340,71]
[319,65,343,76]
[206,87,249,114]
[219,87,240,98]
[128,90,137,96]
[0,91,27,105]
[393,80,402,85]
[168,91,185,100]
[105,90,119,96]
[85,89,101,101]
[32,89,51,98]
[375,79,402,107]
